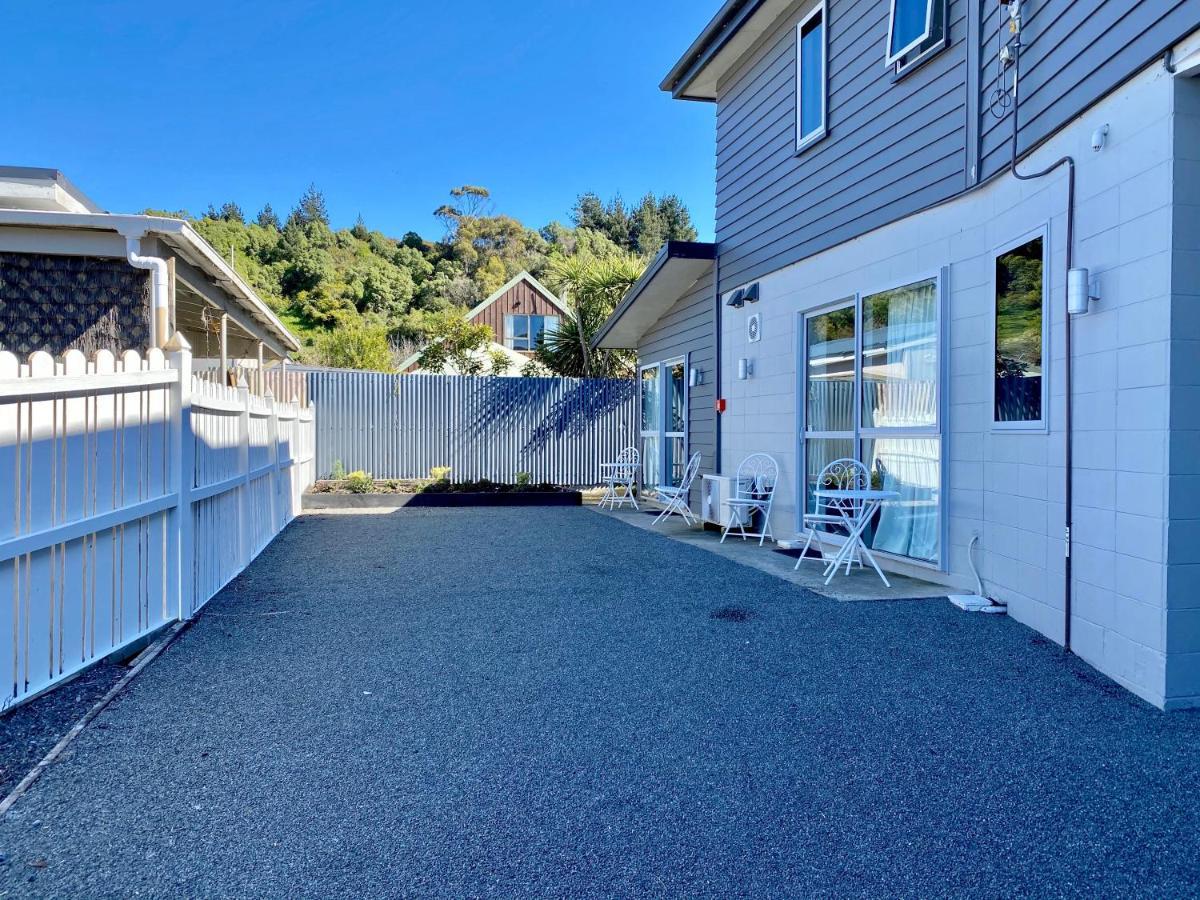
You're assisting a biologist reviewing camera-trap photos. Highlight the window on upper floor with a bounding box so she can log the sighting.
[795,1,827,152]
[892,0,947,76]
[504,314,559,351]
[886,0,936,66]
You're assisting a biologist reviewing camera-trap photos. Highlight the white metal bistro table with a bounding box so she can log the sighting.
[811,488,901,587]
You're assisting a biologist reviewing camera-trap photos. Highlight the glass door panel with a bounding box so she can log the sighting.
[806,305,856,432]
[861,279,938,428]
[804,304,856,530]
[863,437,940,563]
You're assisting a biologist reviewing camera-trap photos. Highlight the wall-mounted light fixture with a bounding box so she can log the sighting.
[725,288,746,308]
[737,357,753,380]
[1067,268,1099,315]
[689,367,704,387]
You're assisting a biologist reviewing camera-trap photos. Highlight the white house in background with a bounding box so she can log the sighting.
[0,166,300,365]
[598,1,1200,709]
[399,271,568,375]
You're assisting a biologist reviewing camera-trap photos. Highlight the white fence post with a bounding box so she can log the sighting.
[166,333,194,619]
[266,389,279,531]
[236,375,251,568]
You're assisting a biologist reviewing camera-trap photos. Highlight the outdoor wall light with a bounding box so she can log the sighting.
[689,367,704,387]
[737,357,753,380]
[1067,268,1099,315]
[726,288,746,308]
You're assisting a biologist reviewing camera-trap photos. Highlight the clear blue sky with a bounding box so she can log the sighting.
[4,1,718,241]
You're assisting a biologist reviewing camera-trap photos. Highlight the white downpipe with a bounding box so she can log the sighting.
[123,234,169,348]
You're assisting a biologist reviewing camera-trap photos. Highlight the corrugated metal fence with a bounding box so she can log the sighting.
[304,370,637,485]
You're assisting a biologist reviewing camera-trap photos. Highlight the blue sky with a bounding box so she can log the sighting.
[4,1,718,240]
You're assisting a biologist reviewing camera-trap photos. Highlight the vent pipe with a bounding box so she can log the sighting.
[122,231,170,348]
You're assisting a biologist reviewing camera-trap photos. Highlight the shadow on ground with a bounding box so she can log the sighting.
[0,507,1197,897]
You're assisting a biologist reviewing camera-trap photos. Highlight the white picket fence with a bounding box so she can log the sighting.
[0,341,315,711]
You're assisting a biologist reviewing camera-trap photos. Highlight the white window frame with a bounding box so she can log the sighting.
[639,356,689,492]
[991,225,1051,432]
[504,313,559,351]
[795,1,828,153]
[885,0,935,67]
[892,0,948,77]
[795,269,949,571]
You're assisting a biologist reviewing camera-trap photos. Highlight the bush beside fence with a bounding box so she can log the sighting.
[0,343,315,711]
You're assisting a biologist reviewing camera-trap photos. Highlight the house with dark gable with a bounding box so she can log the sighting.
[597,1,1200,708]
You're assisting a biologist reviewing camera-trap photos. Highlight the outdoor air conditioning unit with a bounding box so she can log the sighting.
[747,312,762,343]
[701,474,751,527]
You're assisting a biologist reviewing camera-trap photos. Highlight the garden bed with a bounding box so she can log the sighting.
[303,477,582,509]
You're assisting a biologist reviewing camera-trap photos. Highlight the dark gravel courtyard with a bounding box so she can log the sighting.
[1,507,1198,897]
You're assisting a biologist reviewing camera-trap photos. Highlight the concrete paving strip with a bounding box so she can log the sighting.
[596,506,950,602]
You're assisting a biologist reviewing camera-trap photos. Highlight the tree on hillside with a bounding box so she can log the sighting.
[288,183,330,229]
[351,214,369,241]
[571,192,697,255]
[256,204,281,230]
[218,201,245,223]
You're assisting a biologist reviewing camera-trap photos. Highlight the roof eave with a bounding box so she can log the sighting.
[660,0,765,100]
[592,241,717,350]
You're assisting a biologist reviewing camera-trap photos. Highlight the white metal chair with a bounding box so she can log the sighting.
[795,457,870,570]
[720,453,779,545]
[652,452,702,526]
[599,446,639,510]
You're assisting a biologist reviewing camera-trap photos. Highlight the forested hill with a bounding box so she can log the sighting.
[147,185,697,370]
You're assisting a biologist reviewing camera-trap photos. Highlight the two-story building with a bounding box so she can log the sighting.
[597,0,1200,709]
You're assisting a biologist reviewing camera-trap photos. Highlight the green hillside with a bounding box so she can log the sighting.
[150,185,696,372]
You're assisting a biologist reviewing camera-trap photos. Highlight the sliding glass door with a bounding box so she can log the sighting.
[801,277,943,565]
[803,303,856,521]
[640,358,687,492]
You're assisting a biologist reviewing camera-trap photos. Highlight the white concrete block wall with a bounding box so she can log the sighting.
[719,59,1182,706]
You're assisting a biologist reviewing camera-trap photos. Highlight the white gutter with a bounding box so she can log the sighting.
[0,209,301,353]
[120,230,169,348]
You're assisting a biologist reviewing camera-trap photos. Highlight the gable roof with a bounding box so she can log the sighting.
[661,0,796,101]
[466,270,570,320]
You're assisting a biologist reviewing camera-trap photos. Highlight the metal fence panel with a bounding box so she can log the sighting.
[304,371,637,485]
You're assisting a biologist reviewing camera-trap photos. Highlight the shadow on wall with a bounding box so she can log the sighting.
[469,376,637,454]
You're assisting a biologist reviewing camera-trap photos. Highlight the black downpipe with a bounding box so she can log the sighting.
[1009,39,1076,652]
[713,250,722,475]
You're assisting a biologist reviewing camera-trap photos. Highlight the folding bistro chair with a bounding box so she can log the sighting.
[794,457,870,570]
[720,453,779,545]
[652,452,702,526]
[599,446,639,510]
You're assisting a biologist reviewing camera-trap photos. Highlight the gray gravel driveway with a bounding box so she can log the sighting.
[0,507,1198,898]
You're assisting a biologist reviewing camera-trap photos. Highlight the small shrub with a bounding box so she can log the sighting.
[345,470,373,493]
[515,471,531,487]
[429,466,452,482]
[331,459,347,479]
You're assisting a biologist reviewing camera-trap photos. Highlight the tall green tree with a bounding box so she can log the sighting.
[537,250,643,377]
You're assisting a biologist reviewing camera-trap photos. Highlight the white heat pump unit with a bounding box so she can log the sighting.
[701,475,751,527]
[747,312,761,343]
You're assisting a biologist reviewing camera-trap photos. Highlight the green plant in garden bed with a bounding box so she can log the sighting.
[345,471,374,493]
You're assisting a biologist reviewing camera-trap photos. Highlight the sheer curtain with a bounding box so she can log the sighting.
[863,280,939,562]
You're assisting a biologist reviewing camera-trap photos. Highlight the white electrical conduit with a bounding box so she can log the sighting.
[124,234,169,348]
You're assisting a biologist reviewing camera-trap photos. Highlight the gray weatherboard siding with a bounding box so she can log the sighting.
[713,0,1200,293]
[637,268,716,483]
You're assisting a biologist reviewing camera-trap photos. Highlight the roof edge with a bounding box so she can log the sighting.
[591,240,717,350]
[660,0,765,100]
